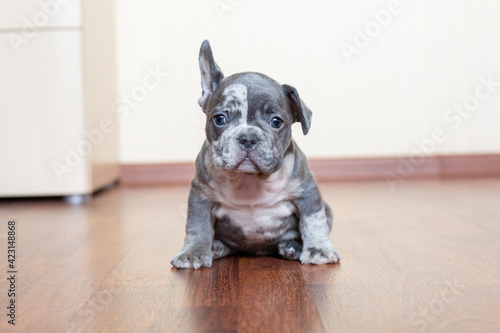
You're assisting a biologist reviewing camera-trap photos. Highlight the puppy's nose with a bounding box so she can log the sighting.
[237,134,259,151]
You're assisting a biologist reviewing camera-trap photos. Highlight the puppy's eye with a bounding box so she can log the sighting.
[270,117,283,129]
[213,114,227,126]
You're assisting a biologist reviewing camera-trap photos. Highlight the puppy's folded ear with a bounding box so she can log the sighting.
[283,84,312,135]
[198,40,224,112]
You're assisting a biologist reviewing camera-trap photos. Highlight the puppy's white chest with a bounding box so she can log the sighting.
[216,200,294,229]
[212,172,299,241]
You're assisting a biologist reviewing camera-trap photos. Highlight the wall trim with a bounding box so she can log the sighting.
[120,154,500,186]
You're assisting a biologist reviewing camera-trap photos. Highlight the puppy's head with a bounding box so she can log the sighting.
[198,40,312,175]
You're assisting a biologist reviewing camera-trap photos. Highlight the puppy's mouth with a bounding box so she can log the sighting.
[235,155,259,174]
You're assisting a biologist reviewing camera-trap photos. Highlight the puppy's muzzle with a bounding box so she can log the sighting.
[237,134,260,152]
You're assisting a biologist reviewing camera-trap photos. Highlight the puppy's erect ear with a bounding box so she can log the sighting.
[198,40,224,112]
[282,84,313,135]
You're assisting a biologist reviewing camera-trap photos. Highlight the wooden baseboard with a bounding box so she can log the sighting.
[120,162,195,186]
[120,154,500,186]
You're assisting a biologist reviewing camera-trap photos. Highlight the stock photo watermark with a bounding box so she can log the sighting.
[51,65,168,181]
[8,0,74,53]
[408,277,463,332]
[63,269,129,333]
[213,0,244,21]
[340,0,403,63]
[385,74,499,191]
[6,220,18,326]
[241,302,267,333]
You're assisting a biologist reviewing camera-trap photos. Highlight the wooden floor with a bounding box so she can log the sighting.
[0,178,499,333]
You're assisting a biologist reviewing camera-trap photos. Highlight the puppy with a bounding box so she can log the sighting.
[171,40,340,269]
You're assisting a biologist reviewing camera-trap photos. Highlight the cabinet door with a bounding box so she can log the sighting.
[0,30,90,196]
[0,0,81,29]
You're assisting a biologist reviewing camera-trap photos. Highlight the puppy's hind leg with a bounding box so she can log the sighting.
[277,239,303,261]
[212,239,235,259]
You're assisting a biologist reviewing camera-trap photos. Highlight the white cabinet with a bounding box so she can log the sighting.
[0,1,119,198]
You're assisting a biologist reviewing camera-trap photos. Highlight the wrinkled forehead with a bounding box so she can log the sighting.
[209,75,288,117]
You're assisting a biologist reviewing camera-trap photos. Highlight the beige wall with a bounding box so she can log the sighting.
[115,0,500,164]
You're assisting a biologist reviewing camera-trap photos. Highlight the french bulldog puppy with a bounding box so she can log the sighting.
[171,40,340,269]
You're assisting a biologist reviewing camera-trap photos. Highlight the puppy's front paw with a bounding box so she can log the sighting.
[299,243,341,265]
[171,247,213,269]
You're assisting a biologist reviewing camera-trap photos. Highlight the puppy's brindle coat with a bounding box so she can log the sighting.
[171,40,341,269]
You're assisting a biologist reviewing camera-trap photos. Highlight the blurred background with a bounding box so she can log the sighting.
[1,0,499,198]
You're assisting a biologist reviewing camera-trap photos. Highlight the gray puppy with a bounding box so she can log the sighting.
[171,40,341,269]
